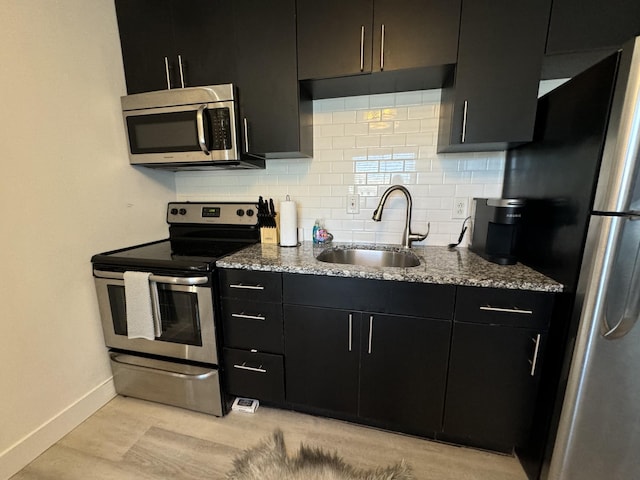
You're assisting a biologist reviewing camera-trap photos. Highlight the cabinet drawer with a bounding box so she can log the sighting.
[219,269,282,302]
[455,286,554,329]
[221,299,283,353]
[283,274,455,320]
[223,348,285,404]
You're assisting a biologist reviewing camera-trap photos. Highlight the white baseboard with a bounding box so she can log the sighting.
[0,377,116,480]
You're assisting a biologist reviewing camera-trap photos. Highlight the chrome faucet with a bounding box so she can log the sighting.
[372,185,429,248]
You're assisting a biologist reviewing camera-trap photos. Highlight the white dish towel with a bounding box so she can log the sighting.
[124,271,161,340]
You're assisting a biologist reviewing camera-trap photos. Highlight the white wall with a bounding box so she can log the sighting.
[0,2,175,477]
[176,90,505,246]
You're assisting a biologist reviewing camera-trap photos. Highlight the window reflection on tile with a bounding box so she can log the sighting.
[353,173,367,185]
[380,160,404,172]
[355,161,379,173]
[367,173,391,185]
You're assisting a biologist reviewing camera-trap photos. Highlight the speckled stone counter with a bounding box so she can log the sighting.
[217,242,563,293]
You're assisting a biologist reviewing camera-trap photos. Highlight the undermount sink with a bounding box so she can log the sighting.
[316,247,421,268]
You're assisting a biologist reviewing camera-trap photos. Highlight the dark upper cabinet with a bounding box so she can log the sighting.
[297,0,374,80]
[437,0,552,152]
[296,0,460,97]
[231,0,312,158]
[546,0,640,55]
[115,0,235,94]
[542,0,640,79]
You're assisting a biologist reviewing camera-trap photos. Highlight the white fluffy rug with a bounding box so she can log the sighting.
[226,430,414,480]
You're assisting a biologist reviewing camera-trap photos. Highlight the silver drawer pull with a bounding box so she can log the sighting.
[229,283,264,290]
[480,305,533,315]
[231,313,265,321]
[529,334,542,376]
[233,363,266,374]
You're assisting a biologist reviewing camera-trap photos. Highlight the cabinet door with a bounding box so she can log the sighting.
[359,313,451,436]
[297,0,374,80]
[115,0,176,94]
[438,0,551,152]
[232,0,310,157]
[284,305,360,415]
[547,0,640,55]
[372,0,460,72]
[171,0,235,88]
[443,323,546,452]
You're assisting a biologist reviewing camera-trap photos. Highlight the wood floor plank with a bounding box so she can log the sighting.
[11,396,529,480]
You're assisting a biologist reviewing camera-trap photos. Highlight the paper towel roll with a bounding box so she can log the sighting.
[279,199,298,247]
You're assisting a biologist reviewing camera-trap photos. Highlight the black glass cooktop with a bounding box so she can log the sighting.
[90,239,252,272]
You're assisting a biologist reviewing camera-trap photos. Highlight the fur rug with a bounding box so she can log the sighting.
[226,430,414,480]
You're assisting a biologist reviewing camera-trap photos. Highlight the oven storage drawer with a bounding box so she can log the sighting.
[221,298,284,353]
[455,286,554,329]
[110,352,223,416]
[219,269,282,303]
[223,348,285,404]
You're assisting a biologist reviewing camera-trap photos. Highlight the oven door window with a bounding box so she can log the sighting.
[107,284,203,346]
[126,107,231,154]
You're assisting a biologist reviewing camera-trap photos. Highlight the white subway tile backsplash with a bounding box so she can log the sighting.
[175,89,505,246]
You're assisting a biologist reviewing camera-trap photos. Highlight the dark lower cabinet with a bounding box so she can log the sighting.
[443,323,547,453]
[284,304,451,435]
[358,312,451,435]
[284,306,360,415]
[441,286,554,453]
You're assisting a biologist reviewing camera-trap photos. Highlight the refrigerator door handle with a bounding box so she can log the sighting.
[600,216,640,339]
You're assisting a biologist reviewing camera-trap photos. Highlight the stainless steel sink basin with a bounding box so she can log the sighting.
[316,247,421,268]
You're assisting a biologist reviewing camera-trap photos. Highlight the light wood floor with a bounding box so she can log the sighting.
[11,396,528,479]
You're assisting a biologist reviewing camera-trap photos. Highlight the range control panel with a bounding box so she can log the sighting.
[167,202,258,226]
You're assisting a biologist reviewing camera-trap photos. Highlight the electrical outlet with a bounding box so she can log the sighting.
[452,197,468,219]
[347,194,360,214]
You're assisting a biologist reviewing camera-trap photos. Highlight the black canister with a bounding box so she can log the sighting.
[470,198,525,265]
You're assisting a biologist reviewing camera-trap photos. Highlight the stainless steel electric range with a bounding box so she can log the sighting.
[91,201,260,415]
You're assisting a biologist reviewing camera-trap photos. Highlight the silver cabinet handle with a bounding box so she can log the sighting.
[164,56,171,89]
[529,333,542,376]
[348,313,353,352]
[231,313,265,321]
[380,24,385,71]
[360,26,365,72]
[196,104,210,156]
[461,100,468,143]
[233,363,267,374]
[229,283,264,290]
[177,54,185,88]
[480,305,533,315]
[368,315,374,354]
[243,117,250,153]
[93,270,208,285]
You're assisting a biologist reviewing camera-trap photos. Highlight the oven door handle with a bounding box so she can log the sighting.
[93,270,208,285]
[196,104,211,156]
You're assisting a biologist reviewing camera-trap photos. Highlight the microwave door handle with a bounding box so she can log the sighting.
[196,104,210,156]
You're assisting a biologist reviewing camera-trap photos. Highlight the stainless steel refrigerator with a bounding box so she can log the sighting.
[504,36,640,479]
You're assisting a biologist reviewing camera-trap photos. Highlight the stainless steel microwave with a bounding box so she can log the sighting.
[121,84,264,170]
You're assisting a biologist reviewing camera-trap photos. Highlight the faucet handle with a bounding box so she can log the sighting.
[408,222,430,247]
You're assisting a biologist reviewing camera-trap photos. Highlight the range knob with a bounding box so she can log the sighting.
[246,209,254,217]
[179,208,187,215]
[170,208,178,215]
[236,209,245,216]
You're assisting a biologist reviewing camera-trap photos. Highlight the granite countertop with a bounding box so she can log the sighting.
[216,242,563,293]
